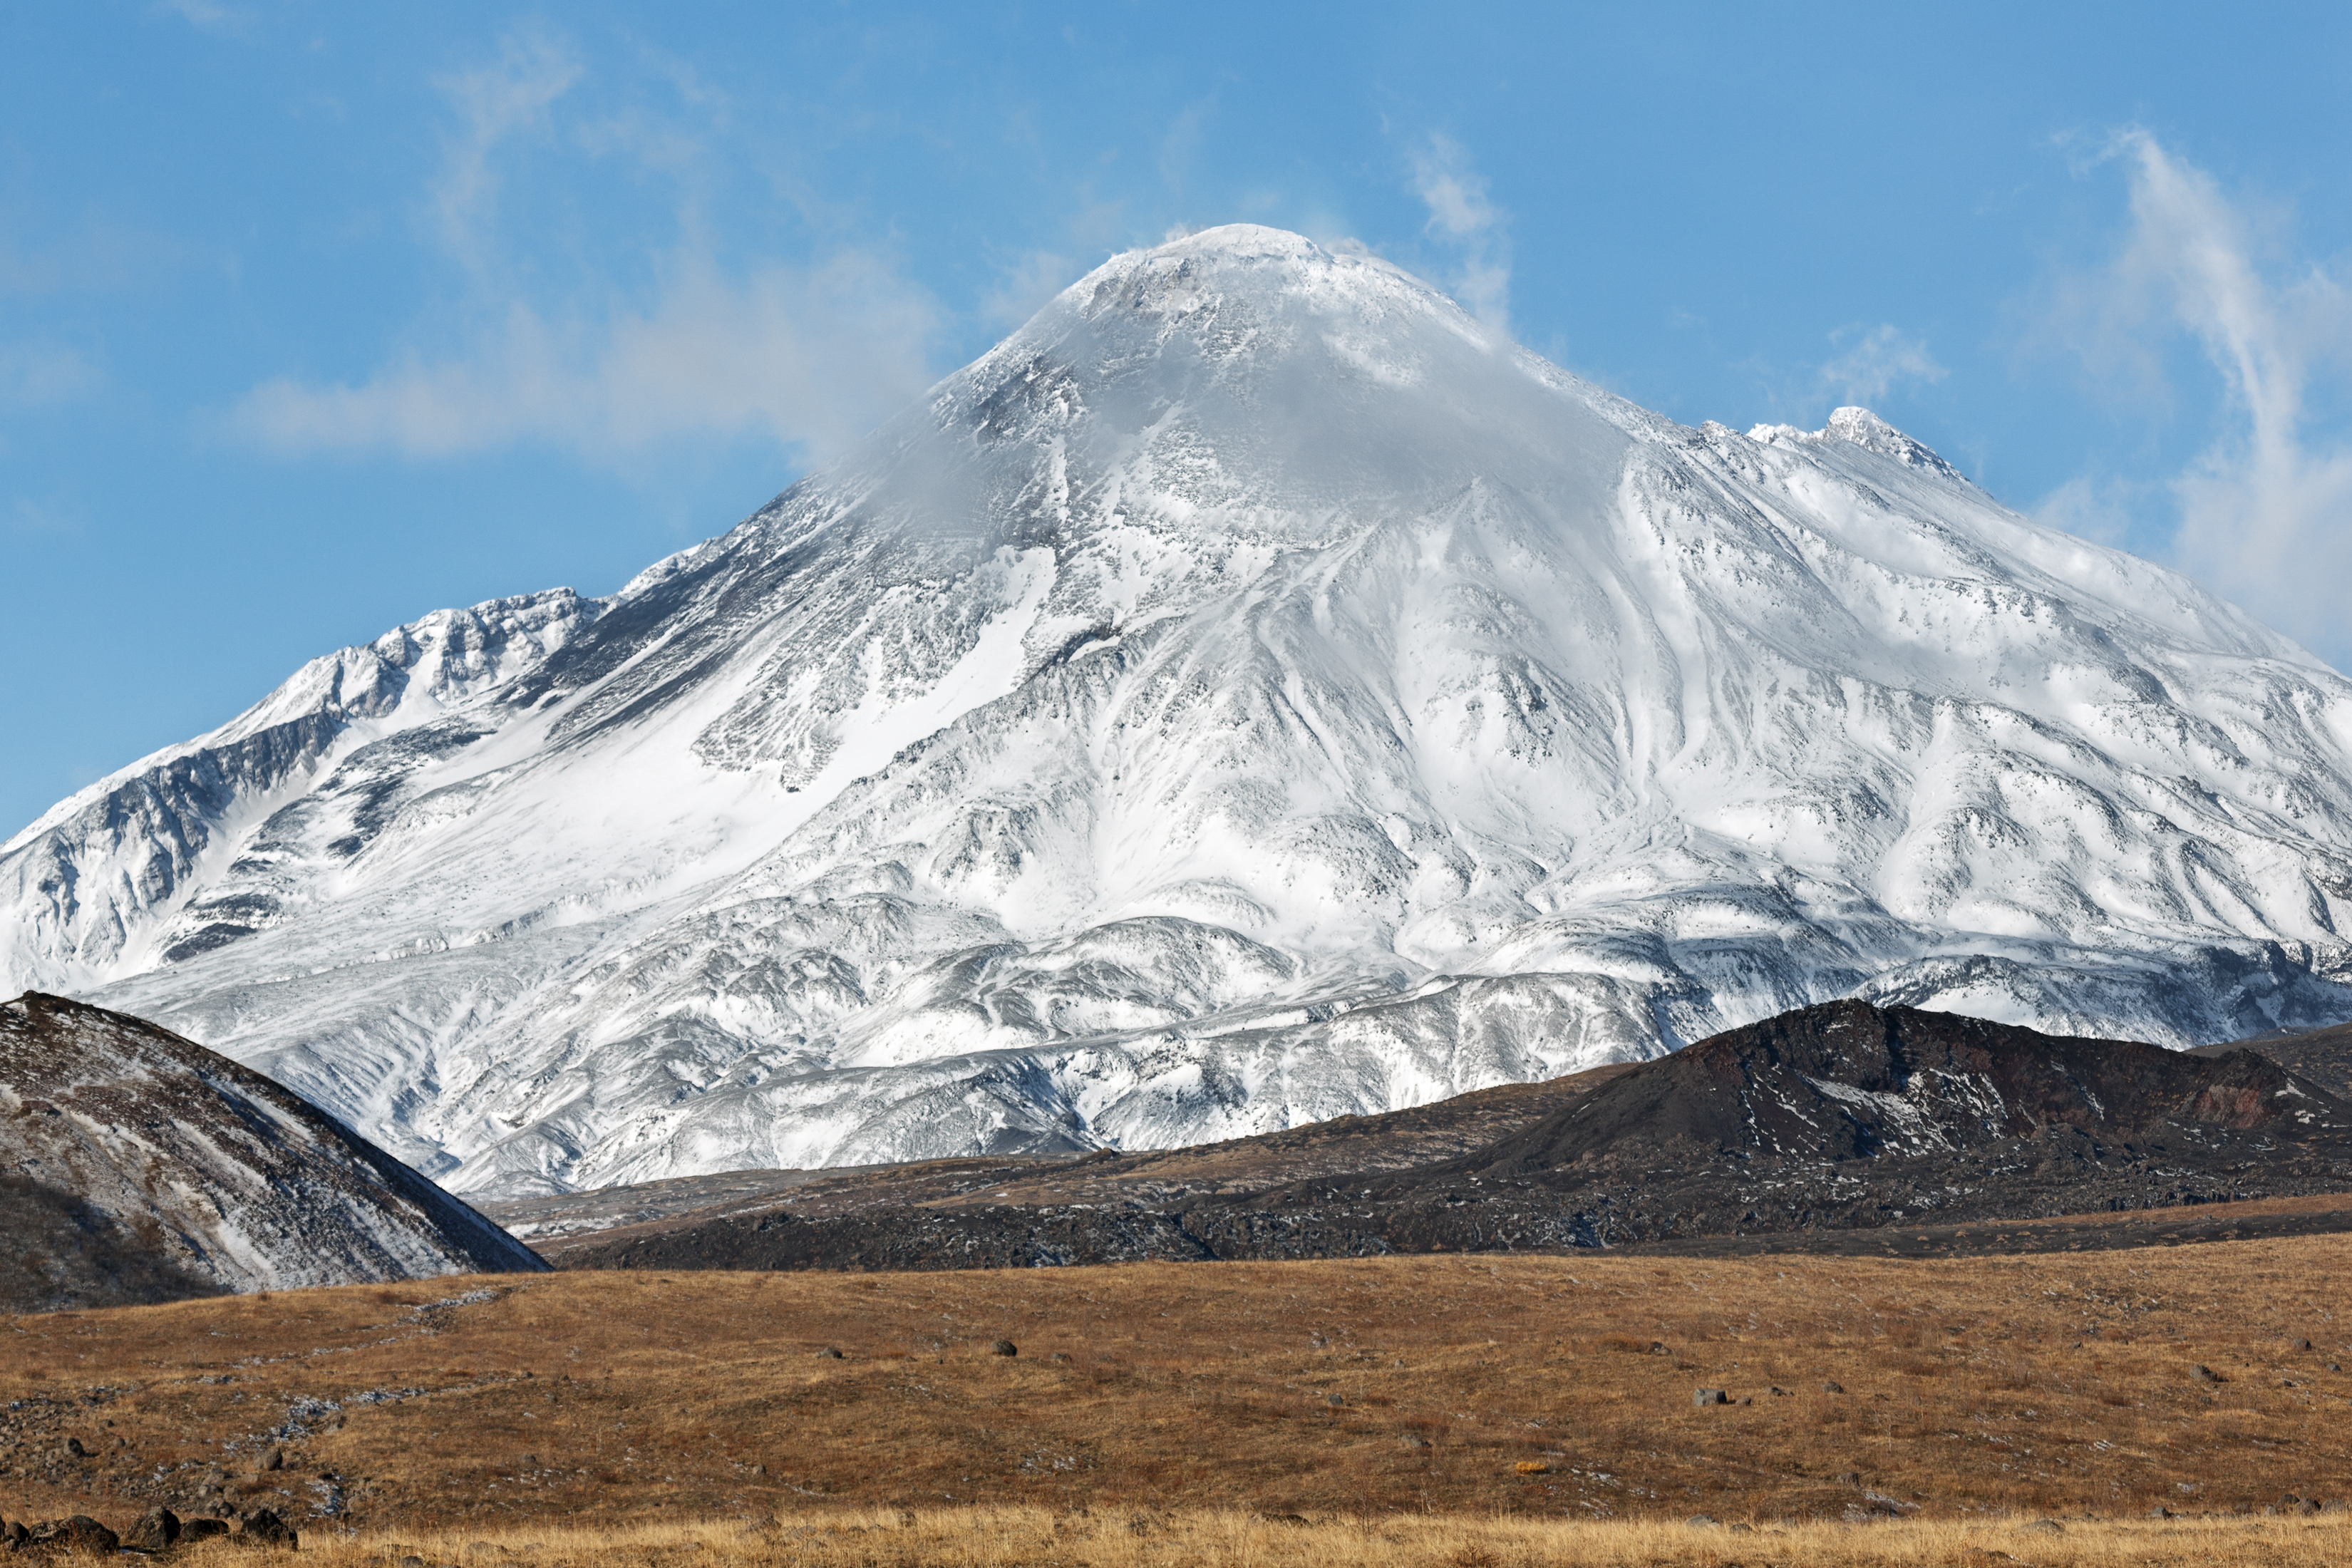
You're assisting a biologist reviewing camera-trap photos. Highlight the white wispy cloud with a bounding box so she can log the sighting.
[429,26,584,272]
[234,250,939,461]
[150,0,252,36]
[981,250,1080,333]
[2046,129,2352,661]
[0,344,103,408]
[1408,134,1510,331]
[228,27,940,467]
[1820,324,1946,407]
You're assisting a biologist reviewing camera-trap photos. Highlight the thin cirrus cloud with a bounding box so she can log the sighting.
[1819,324,1947,408]
[1407,134,1510,332]
[980,250,1081,333]
[0,343,103,409]
[150,0,252,36]
[231,253,942,463]
[2040,128,2352,664]
[227,27,943,467]
[428,26,583,274]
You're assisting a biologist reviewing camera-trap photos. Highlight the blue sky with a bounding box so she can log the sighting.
[5,2,2352,835]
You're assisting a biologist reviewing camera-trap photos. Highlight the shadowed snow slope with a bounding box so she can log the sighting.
[0,992,545,1309]
[6,225,2352,1197]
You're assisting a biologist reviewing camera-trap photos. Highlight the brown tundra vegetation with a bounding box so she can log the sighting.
[4,1232,2351,1564]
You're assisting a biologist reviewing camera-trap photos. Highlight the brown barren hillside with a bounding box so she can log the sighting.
[5,1235,2351,1542]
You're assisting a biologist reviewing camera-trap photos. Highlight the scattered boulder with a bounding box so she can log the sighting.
[1822,1381,1845,1393]
[2,1523,25,1549]
[1398,1433,1431,1450]
[1686,1514,1716,1526]
[2191,1364,2222,1383]
[261,1447,284,1472]
[1514,1460,1549,1475]
[61,1437,89,1458]
[814,1347,842,1360]
[24,1517,120,1557]
[1324,1393,1344,1407]
[2022,1520,2063,1534]
[1648,1341,1669,1356]
[1693,1388,1728,1406]
[2290,1338,2312,1351]
[239,1508,297,1547]
[989,1339,1018,1357]
[123,1509,181,1552]
[1835,1471,1862,1485]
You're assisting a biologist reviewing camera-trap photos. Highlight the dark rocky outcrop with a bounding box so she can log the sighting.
[14,1516,118,1556]
[1,992,546,1312]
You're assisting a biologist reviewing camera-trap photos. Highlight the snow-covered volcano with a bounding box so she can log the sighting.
[8,225,2352,1197]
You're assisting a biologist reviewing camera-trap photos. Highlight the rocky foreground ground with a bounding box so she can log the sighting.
[4,1240,2351,1532]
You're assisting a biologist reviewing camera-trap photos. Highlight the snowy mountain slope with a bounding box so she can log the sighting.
[7,225,2352,1197]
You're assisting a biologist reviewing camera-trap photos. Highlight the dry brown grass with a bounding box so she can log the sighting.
[143,1508,2352,1567]
[5,1237,2351,1541]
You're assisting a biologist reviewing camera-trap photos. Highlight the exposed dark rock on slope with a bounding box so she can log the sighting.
[544,1003,2352,1272]
[2192,1020,2352,1099]
[1,994,547,1312]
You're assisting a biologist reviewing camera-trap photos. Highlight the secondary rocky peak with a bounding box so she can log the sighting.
[1748,405,1971,485]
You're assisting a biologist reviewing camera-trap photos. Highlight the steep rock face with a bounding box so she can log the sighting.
[0,993,545,1311]
[5,225,2352,1196]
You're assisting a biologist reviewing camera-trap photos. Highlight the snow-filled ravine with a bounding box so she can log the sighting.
[7,225,2352,1197]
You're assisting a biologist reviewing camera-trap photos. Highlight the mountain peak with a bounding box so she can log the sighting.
[1140,222,1334,262]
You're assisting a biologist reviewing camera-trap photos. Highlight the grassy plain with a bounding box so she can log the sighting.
[128,1508,2352,1568]
[5,1234,2351,1558]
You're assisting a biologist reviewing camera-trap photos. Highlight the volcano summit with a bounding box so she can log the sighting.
[7,226,2352,1197]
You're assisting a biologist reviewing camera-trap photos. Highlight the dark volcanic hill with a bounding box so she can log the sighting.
[1,993,547,1311]
[1465,1000,2336,1176]
[1316,1000,2351,1251]
[545,1002,2352,1272]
